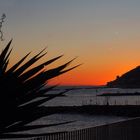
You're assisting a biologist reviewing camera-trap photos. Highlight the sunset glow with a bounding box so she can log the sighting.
[1,0,140,85]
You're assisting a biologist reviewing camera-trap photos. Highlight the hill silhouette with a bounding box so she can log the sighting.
[107,66,140,88]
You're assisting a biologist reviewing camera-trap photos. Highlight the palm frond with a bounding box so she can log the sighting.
[0,40,80,138]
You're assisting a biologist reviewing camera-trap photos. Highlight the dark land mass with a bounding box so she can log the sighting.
[107,66,140,88]
[45,105,140,117]
[98,92,140,96]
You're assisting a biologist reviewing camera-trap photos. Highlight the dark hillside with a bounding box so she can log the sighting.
[107,66,140,88]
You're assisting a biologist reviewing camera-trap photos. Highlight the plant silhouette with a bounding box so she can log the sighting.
[0,13,6,41]
[0,40,80,138]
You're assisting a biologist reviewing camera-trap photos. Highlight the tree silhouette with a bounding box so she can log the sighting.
[0,40,80,139]
[0,13,6,41]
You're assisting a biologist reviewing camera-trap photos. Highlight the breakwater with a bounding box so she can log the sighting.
[45,105,140,117]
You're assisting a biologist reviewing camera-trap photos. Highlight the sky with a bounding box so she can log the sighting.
[1,0,140,85]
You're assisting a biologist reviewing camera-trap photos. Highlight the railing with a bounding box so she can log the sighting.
[30,117,140,140]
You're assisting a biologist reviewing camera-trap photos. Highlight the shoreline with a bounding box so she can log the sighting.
[44,105,140,117]
[98,92,140,96]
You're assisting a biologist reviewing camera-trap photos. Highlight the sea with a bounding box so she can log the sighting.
[44,86,140,106]
[26,86,140,134]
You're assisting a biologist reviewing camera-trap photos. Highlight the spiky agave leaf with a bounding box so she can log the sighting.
[0,40,79,138]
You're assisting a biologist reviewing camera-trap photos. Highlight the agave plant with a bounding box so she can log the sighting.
[0,40,80,139]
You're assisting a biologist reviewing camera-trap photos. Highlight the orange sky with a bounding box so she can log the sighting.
[1,0,140,86]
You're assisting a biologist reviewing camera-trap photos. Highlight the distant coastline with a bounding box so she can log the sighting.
[107,66,140,88]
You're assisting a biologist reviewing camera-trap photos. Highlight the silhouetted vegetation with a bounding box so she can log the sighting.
[0,13,6,41]
[0,40,80,138]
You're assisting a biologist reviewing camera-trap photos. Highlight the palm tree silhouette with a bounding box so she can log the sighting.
[0,40,80,138]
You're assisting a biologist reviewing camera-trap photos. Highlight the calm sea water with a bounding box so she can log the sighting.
[45,86,140,106]
[13,86,140,135]
[29,113,128,134]
[25,86,138,133]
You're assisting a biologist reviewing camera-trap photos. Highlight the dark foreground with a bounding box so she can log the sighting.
[98,92,140,96]
[46,105,140,117]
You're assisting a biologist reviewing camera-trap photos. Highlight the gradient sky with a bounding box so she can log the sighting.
[1,0,140,85]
